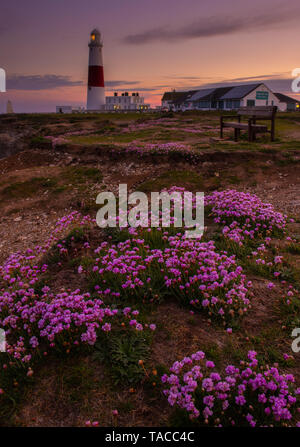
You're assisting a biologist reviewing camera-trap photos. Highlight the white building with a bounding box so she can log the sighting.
[274,93,300,112]
[56,106,85,114]
[106,92,150,111]
[162,83,300,112]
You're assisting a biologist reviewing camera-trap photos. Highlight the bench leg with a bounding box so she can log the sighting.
[248,122,252,142]
[271,120,275,141]
[234,128,239,142]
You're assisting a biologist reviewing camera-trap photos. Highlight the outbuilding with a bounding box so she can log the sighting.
[274,93,300,112]
[162,83,292,111]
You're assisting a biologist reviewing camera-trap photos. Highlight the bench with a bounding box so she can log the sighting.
[220,106,277,142]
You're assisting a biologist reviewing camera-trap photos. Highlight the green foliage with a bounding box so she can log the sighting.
[63,227,86,246]
[0,356,34,425]
[169,408,198,427]
[29,136,52,149]
[57,362,95,405]
[63,166,103,184]
[139,170,204,193]
[93,331,151,385]
[1,177,57,200]
[286,243,300,255]
[103,227,131,244]
[44,227,88,265]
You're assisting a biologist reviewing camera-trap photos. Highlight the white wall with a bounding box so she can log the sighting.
[276,102,287,112]
[242,84,279,108]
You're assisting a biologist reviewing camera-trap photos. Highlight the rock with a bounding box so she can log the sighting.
[202,162,213,168]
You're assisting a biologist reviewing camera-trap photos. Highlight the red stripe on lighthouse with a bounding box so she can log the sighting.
[88,66,104,87]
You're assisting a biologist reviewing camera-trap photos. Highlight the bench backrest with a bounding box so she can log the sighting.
[237,106,277,119]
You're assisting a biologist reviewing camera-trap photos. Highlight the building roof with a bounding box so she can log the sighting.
[189,88,216,101]
[219,83,261,100]
[190,86,247,102]
[274,93,300,104]
[211,86,235,100]
[173,90,198,105]
[162,91,187,102]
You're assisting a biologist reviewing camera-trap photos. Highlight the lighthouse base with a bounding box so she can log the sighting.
[87,87,105,111]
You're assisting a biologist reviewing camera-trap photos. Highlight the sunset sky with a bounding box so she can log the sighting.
[1,0,300,112]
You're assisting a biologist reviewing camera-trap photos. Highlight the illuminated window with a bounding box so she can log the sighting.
[91,34,95,41]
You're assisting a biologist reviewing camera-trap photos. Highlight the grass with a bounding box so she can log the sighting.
[138,170,204,193]
[55,361,96,406]
[286,243,300,255]
[0,167,102,202]
[67,128,191,145]
[62,166,103,184]
[0,177,58,200]
[29,136,52,149]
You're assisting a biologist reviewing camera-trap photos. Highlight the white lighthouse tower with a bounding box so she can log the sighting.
[87,29,105,110]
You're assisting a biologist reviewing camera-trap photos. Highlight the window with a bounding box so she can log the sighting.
[226,100,232,109]
[247,100,255,107]
[198,100,210,108]
[232,100,241,109]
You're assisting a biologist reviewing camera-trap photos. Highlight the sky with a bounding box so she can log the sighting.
[0,0,300,112]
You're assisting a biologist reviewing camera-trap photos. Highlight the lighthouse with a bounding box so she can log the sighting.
[87,29,105,110]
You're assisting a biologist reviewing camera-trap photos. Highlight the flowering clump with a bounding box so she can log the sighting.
[108,143,203,163]
[90,234,250,323]
[205,190,287,244]
[162,351,300,427]
[0,286,148,364]
[0,212,150,374]
[125,143,189,156]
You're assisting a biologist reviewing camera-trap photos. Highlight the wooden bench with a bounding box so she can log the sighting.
[220,106,277,142]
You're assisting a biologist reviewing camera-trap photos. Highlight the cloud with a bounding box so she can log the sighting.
[6,75,144,92]
[164,74,296,96]
[106,80,140,87]
[6,75,142,91]
[123,8,300,44]
[7,74,83,90]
